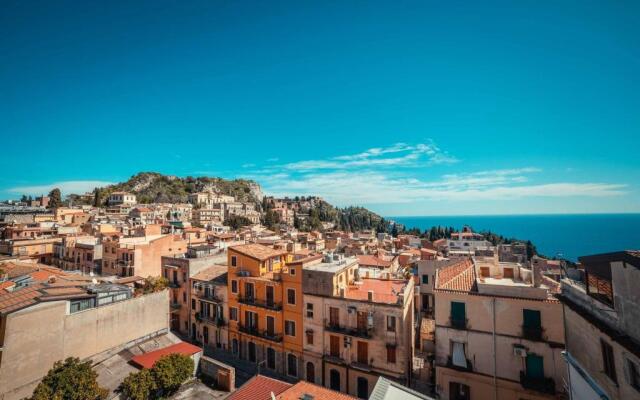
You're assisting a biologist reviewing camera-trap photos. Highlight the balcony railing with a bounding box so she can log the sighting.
[238,325,283,342]
[169,281,181,289]
[196,313,226,327]
[237,296,282,311]
[519,372,555,395]
[324,320,372,338]
[449,317,468,330]
[197,290,222,303]
[170,302,181,310]
[522,325,543,341]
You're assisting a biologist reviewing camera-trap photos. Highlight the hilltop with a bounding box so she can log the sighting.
[91,172,263,206]
[71,172,390,233]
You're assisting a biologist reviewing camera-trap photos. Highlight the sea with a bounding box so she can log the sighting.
[389,213,640,261]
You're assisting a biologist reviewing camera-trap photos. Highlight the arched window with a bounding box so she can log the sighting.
[329,369,340,391]
[287,353,298,377]
[357,377,368,399]
[306,362,315,382]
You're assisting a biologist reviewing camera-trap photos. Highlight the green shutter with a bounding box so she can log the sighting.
[526,354,544,378]
[523,309,541,328]
[451,302,466,321]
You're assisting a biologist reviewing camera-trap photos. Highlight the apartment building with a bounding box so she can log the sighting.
[52,236,102,274]
[559,250,640,400]
[192,208,224,227]
[302,254,415,399]
[129,206,156,225]
[102,232,187,277]
[0,237,59,264]
[161,244,226,336]
[107,191,137,205]
[188,192,235,207]
[0,281,169,400]
[434,258,566,400]
[191,265,228,351]
[227,244,304,379]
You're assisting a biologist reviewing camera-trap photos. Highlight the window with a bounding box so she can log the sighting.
[627,358,640,390]
[525,353,544,379]
[386,345,396,363]
[306,331,314,345]
[230,307,238,321]
[386,315,396,332]
[232,338,238,354]
[267,347,276,369]
[290,267,296,275]
[287,353,298,377]
[306,362,315,382]
[182,292,186,302]
[357,341,368,364]
[522,309,542,340]
[231,280,238,294]
[231,255,237,267]
[287,288,296,305]
[449,382,470,400]
[191,299,196,310]
[70,298,95,313]
[451,341,467,368]
[357,377,368,399]
[285,320,296,336]
[450,301,466,329]
[601,339,617,383]
[306,303,314,318]
[422,274,429,284]
[330,369,340,391]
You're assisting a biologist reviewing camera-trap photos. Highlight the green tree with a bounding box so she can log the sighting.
[30,357,107,400]
[142,276,169,294]
[93,188,103,207]
[20,194,28,202]
[151,354,194,395]
[121,369,156,400]
[391,223,399,237]
[224,215,252,230]
[48,188,62,209]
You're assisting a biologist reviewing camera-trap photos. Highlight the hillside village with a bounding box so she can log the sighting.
[0,176,638,400]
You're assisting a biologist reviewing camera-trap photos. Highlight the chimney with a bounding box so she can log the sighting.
[367,290,374,302]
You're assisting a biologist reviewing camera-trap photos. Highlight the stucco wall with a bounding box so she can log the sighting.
[0,290,169,400]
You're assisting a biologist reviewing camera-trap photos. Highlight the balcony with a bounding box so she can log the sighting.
[169,281,181,289]
[324,321,372,339]
[196,313,226,327]
[197,290,222,303]
[237,296,282,311]
[170,302,181,311]
[449,318,467,330]
[238,325,283,343]
[522,325,543,341]
[519,372,555,395]
[447,356,473,372]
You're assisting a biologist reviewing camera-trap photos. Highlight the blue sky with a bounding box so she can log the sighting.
[1,0,639,216]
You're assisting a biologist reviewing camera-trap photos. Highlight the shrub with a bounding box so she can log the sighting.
[30,357,107,400]
[121,369,156,400]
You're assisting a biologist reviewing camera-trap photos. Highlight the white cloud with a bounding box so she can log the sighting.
[282,142,458,171]
[8,180,114,196]
[262,169,627,206]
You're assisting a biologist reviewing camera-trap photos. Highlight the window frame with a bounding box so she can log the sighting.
[287,288,296,305]
[285,320,296,337]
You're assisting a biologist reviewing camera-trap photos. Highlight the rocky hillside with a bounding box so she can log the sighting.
[92,172,262,206]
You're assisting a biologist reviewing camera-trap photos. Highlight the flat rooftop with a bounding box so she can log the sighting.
[303,257,357,272]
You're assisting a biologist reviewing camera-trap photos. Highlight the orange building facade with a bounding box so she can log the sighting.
[227,244,304,379]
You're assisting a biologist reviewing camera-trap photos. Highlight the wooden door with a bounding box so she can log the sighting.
[357,311,367,331]
[330,335,340,357]
[329,307,339,327]
[357,341,368,364]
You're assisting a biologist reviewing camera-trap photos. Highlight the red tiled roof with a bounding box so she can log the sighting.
[228,375,292,400]
[344,278,406,304]
[0,284,43,314]
[435,258,475,292]
[357,255,392,268]
[278,381,357,400]
[130,342,202,369]
[0,281,16,291]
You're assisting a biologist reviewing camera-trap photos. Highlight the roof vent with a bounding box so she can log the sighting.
[300,394,314,400]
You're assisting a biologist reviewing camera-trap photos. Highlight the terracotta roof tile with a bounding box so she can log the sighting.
[278,381,357,400]
[345,278,406,304]
[229,243,286,261]
[0,284,43,314]
[228,375,292,400]
[435,258,476,292]
[357,255,392,268]
[130,342,202,369]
